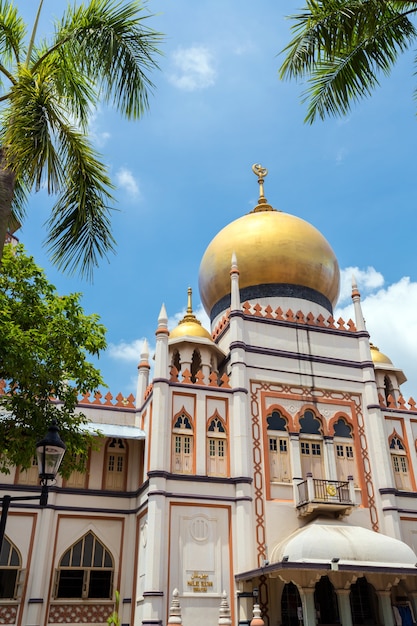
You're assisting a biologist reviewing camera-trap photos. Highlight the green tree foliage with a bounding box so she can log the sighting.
[0,245,107,476]
[0,0,161,277]
[279,1,417,123]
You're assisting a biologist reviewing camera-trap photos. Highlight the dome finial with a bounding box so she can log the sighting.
[187,286,193,315]
[251,163,275,213]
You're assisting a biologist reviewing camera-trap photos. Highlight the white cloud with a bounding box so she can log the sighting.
[168,46,216,91]
[108,338,147,363]
[336,275,417,399]
[115,168,140,198]
[338,266,384,304]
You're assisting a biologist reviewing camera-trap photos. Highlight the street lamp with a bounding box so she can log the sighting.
[0,419,66,555]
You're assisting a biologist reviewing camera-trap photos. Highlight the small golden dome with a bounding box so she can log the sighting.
[169,288,213,341]
[199,165,340,318]
[370,344,393,365]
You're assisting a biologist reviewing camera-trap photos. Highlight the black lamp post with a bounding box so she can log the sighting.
[0,419,66,555]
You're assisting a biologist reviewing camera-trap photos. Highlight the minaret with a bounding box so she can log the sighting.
[351,275,366,332]
[136,338,150,408]
[154,303,169,379]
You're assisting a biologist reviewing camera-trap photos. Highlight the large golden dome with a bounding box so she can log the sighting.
[199,165,340,319]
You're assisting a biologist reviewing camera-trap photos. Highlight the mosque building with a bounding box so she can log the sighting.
[2,164,417,626]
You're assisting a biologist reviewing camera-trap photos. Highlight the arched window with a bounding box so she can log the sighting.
[384,375,395,404]
[267,410,290,483]
[333,418,356,484]
[314,576,339,624]
[172,349,181,374]
[55,532,113,599]
[0,537,21,599]
[350,577,379,625]
[191,349,202,383]
[207,415,227,477]
[281,582,302,626]
[299,410,324,479]
[104,438,127,490]
[172,410,193,474]
[390,433,411,491]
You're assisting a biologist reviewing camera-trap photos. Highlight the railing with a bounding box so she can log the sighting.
[297,475,355,509]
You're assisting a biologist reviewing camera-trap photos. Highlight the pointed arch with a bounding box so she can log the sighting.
[297,408,324,479]
[207,410,228,477]
[331,414,357,484]
[172,407,194,474]
[56,531,114,599]
[0,536,22,599]
[389,430,412,491]
[314,576,339,625]
[350,577,380,625]
[190,348,202,383]
[266,407,291,483]
[384,375,395,405]
[103,438,128,490]
[171,349,181,374]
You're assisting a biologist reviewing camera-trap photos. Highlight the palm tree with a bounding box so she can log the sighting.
[0,0,161,277]
[279,1,417,123]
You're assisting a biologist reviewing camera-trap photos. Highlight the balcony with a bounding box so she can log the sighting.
[296,474,355,518]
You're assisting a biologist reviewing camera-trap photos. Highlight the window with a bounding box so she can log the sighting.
[16,457,39,486]
[390,433,411,491]
[299,410,324,479]
[64,454,88,489]
[267,410,290,482]
[56,532,113,599]
[333,418,357,484]
[0,537,21,599]
[191,349,202,383]
[207,415,227,477]
[350,577,380,625]
[104,438,127,490]
[172,411,193,474]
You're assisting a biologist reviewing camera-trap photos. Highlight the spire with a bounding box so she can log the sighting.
[155,303,169,378]
[351,274,366,331]
[230,252,241,312]
[157,303,168,333]
[176,287,202,327]
[251,163,275,213]
[136,338,150,407]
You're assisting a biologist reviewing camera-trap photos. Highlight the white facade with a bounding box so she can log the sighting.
[2,171,417,626]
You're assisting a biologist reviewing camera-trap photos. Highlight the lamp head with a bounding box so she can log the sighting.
[36,420,66,484]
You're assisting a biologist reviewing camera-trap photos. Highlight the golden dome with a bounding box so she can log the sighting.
[198,166,340,318]
[169,288,213,341]
[370,344,393,365]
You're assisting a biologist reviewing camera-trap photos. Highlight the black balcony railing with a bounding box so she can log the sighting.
[297,478,353,508]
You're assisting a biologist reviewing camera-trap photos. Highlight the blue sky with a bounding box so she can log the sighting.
[10,1,417,399]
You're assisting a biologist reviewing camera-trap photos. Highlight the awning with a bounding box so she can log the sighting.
[236,516,417,581]
[83,423,145,439]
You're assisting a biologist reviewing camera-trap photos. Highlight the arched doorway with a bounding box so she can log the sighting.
[314,576,340,624]
[350,577,380,625]
[281,582,302,626]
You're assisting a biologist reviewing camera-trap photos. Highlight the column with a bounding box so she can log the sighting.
[376,591,395,626]
[299,587,316,626]
[337,589,353,626]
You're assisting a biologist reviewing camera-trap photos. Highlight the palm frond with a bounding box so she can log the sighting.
[51,0,162,119]
[3,64,65,192]
[45,124,115,279]
[280,0,417,122]
[0,0,26,74]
